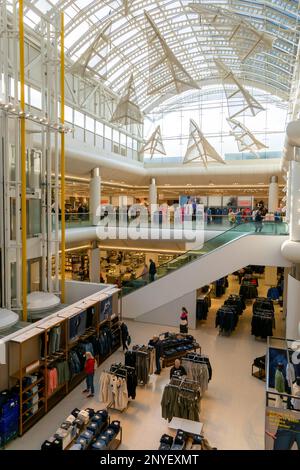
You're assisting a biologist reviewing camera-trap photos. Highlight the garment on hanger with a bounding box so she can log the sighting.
[161,378,201,422]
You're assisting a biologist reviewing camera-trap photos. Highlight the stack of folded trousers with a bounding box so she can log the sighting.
[158,434,173,450]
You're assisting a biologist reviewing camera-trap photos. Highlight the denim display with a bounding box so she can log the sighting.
[49,326,61,355]
[69,311,87,342]
[100,296,112,322]
[215,305,239,335]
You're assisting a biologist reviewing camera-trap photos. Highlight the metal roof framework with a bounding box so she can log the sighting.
[21,0,300,113]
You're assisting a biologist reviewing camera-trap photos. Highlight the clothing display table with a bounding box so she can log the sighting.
[162,345,201,368]
[168,417,204,435]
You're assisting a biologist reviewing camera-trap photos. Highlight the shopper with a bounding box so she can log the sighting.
[120,322,130,352]
[148,336,163,375]
[83,351,96,397]
[254,209,264,233]
[78,203,84,222]
[180,307,188,334]
[149,259,157,282]
[141,264,149,281]
[170,359,187,379]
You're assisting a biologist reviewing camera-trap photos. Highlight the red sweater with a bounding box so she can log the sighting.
[85,358,95,375]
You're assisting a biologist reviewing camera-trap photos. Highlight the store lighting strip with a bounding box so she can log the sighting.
[98,245,186,254]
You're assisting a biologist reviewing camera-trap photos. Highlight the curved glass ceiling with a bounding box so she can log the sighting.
[25,0,300,112]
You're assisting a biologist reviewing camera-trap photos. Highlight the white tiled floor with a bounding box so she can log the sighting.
[7,274,285,450]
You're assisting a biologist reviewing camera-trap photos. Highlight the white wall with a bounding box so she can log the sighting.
[286,274,300,339]
[64,280,107,304]
[136,291,197,329]
[123,234,290,319]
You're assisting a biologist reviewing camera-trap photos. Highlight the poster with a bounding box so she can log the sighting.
[100,295,113,322]
[179,195,207,206]
[69,310,87,342]
[268,347,288,389]
[265,408,300,450]
[237,196,253,208]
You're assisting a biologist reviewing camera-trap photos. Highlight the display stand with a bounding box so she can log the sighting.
[6,289,121,436]
[168,417,204,435]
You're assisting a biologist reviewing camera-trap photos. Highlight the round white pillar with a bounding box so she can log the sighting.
[268,175,279,213]
[149,178,157,206]
[90,168,101,226]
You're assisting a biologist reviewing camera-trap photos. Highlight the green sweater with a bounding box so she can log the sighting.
[275,369,285,393]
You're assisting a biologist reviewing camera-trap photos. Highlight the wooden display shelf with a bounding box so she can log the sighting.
[22,398,45,416]
[23,388,44,406]
[22,376,44,394]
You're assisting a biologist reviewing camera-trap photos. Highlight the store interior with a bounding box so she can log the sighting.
[5,264,287,450]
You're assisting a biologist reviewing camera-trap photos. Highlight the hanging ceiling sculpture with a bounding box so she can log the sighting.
[68,20,112,80]
[227,117,268,158]
[122,0,132,16]
[184,119,225,166]
[144,11,200,96]
[139,125,166,159]
[110,73,144,125]
[214,59,265,119]
[189,3,275,62]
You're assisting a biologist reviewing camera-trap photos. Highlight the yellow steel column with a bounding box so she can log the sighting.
[60,12,66,303]
[19,0,27,321]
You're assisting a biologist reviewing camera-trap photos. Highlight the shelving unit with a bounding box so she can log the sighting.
[7,289,121,436]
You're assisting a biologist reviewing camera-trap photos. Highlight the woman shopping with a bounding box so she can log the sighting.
[180,307,188,334]
[82,351,96,398]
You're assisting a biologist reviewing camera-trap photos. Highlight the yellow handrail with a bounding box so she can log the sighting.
[60,12,66,303]
[19,0,27,321]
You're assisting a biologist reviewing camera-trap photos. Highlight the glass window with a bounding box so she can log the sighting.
[86,115,94,132]
[132,139,138,150]
[120,133,127,146]
[113,129,119,143]
[74,110,84,128]
[65,105,73,123]
[104,125,112,139]
[30,87,42,109]
[96,121,103,135]
[127,136,133,148]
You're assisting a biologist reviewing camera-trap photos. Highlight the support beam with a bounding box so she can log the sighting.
[19,0,27,321]
[60,12,66,303]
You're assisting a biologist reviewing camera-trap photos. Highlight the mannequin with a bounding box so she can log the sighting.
[275,363,285,408]
[292,377,300,411]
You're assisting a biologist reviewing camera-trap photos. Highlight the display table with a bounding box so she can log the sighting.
[168,417,204,435]
[162,344,201,368]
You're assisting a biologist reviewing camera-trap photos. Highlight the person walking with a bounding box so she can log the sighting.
[255,209,264,233]
[180,307,188,334]
[120,322,130,352]
[148,336,163,375]
[82,351,96,398]
[149,259,157,282]
[141,264,149,281]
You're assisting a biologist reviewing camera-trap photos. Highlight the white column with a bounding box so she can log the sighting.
[149,178,157,206]
[268,175,279,213]
[149,178,158,223]
[89,241,100,283]
[289,160,300,242]
[90,168,101,226]
[286,273,300,339]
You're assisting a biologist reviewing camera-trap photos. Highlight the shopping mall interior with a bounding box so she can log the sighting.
[0,0,300,453]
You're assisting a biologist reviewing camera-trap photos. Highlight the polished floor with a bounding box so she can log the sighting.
[8,274,285,450]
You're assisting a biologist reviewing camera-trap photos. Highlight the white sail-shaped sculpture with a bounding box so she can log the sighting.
[227,117,268,158]
[68,21,111,80]
[184,119,225,167]
[189,3,275,61]
[144,11,200,96]
[110,73,143,125]
[215,59,265,119]
[139,125,166,159]
[123,0,132,16]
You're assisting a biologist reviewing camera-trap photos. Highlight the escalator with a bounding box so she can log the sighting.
[121,222,289,319]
